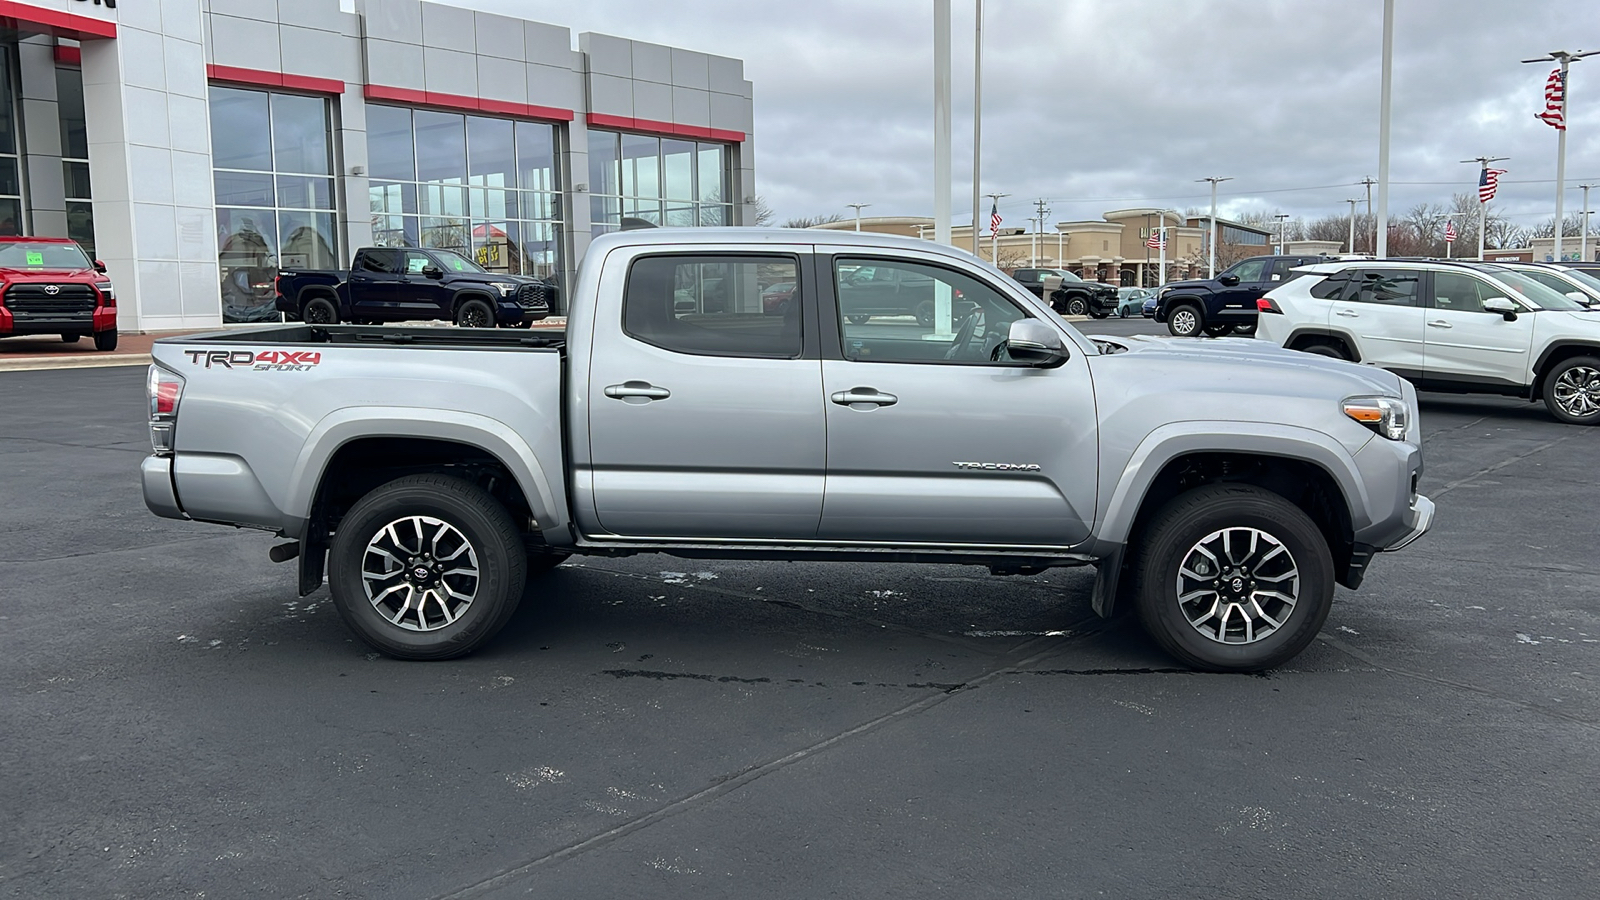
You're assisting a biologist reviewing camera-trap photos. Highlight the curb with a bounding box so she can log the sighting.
[0,353,151,372]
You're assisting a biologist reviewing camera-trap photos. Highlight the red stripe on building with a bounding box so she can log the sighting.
[0,0,114,40]
[363,84,574,122]
[587,112,743,143]
[207,64,345,95]
[54,44,81,66]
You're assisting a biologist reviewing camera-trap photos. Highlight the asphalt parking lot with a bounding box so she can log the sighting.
[4,332,1599,898]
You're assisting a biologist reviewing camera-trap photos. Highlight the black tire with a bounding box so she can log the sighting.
[1302,342,1349,361]
[1066,296,1089,317]
[328,474,528,660]
[1167,304,1203,337]
[1204,323,1236,337]
[848,314,871,325]
[61,333,80,343]
[302,296,338,325]
[1130,484,1334,672]
[455,298,494,328]
[1232,322,1258,337]
[1542,355,1600,425]
[914,301,934,327]
[1118,307,1131,318]
[93,329,118,352]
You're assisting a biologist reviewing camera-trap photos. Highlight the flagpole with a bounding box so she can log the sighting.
[1463,155,1509,261]
[1446,223,1452,259]
[1523,50,1599,260]
[1376,0,1395,258]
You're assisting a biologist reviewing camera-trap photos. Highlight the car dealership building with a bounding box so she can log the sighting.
[0,0,755,330]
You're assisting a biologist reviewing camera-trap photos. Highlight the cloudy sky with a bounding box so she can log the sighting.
[473,0,1599,234]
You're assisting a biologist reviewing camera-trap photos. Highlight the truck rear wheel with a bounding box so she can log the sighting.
[1129,484,1333,672]
[328,474,528,660]
[303,296,338,325]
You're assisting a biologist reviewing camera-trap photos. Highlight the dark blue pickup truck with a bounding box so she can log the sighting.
[275,247,556,327]
[1154,255,1327,337]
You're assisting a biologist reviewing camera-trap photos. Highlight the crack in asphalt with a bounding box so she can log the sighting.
[0,435,151,455]
[430,617,1104,900]
[1430,431,1589,499]
[0,532,240,564]
[1317,634,1599,731]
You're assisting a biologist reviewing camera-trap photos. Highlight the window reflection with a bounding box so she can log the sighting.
[587,128,732,236]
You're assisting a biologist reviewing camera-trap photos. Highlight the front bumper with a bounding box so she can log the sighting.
[1382,493,1435,552]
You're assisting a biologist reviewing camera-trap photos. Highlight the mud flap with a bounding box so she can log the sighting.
[298,531,326,596]
[1091,546,1125,618]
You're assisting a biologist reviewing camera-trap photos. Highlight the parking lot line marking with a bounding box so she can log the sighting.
[429,623,1101,900]
[1431,432,1589,498]
[1317,634,1599,732]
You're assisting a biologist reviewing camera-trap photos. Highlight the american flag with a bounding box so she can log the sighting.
[989,201,1002,236]
[1145,228,1166,250]
[1444,220,1457,243]
[1538,67,1566,131]
[1479,168,1506,203]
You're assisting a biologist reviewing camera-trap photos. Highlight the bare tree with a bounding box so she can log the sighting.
[1529,213,1587,239]
[783,212,846,228]
[748,195,775,227]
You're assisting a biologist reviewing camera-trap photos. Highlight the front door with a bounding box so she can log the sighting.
[1328,267,1426,376]
[817,252,1097,547]
[1423,270,1536,387]
[585,250,825,539]
[1214,258,1270,317]
[398,251,446,316]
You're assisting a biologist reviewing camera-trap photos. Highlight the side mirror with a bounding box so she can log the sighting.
[1566,291,1587,303]
[92,259,106,274]
[421,265,444,279]
[1218,274,1240,287]
[1007,319,1070,367]
[1482,297,1518,321]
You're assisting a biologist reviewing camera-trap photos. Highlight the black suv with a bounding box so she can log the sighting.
[1009,268,1118,318]
[276,247,557,327]
[1154,255,1328,337]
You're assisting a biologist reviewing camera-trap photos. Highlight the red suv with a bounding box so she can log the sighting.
[0,237,118,351]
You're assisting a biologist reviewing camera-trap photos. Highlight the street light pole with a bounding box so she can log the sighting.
[1274,213,1290,255]
[970,0,983,257]
[1196,176,1232,277]
[847,203,870,232]
[1359,176,1377,252]
[1461,155,1509,261]
[933,0,952,248]
[1523,50,1598,261]
[1581,183,1595,261]
[1376,0,1395,257]
[1345,199,1360,254]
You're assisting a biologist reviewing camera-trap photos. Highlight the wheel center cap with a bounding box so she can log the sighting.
[1231,577,1245,593]
[412,565,431,581]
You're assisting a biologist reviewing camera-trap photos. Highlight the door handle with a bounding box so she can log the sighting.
[1427,320,1453,329]
[603,381,671,402]
[830,387,898,408]
[1335,309,1360,318]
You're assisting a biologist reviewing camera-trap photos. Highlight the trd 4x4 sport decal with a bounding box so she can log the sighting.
[184,349,322,371]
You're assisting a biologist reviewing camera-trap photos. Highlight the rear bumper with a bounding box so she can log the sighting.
[142,455,187,520]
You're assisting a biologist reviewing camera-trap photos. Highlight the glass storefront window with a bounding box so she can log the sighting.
[588,128,734,237]
[210,85,337,322]
[364,106,564,284]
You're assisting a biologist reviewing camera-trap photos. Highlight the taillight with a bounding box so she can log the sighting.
[1257,296,1283,314]
[147,364,185,454]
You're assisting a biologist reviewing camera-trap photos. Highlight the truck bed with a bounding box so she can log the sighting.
[169,323,567,351]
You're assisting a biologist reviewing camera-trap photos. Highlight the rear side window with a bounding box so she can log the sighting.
[623,255,802,358]
[1308,271,1351,299]
[1349,269,1420,306]
[358,249,400,274]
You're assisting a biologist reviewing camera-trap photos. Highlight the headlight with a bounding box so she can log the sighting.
[489,282,517,297]
[96,281,115,301]
[1343,396,1409,441]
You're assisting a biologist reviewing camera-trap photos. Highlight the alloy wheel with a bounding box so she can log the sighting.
[1171,309,1198,335]
[360,515,481,632]
[1552,365,1600,418]
[1174,526,1299,645]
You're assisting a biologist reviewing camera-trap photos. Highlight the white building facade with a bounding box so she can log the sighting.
[1,0,755,330]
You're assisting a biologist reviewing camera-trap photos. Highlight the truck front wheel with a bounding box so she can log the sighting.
[1129,484,1333,672]
[94,329,118,351]
[328,474,528,660]
[1167,304,1202,337]
[455,298,494,328]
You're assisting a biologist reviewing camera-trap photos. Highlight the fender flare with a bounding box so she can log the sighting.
[283,407,565,538]
[1532,339,1600,376]
[1283,326,1362,360]
[1092,421,1371,551]
[451,290,496,317]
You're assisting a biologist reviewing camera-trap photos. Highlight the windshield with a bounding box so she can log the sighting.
[0,241,91,269]
[1052,270,1084,283]
[1492,270,1588,310]
[432,249,488,274]
[1558,267,1600,298]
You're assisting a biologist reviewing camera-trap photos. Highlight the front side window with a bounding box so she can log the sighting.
[402,251,432,274]
[1227,259,1267,282]
[1350,269,1420,306]
[623,255,801,358]
[1431,272,1497,312]
[835,257,1030,365]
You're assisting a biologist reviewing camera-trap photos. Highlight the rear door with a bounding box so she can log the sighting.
[347,249,401,319]
[1423,270,1536,387]
[584,248,825,539]
[1328,267,1426,376]
[816,250,1097,546]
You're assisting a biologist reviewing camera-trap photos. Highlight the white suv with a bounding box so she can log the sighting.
[1256,260,1600,425]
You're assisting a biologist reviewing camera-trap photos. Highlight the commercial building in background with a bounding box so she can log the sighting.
[0,0,755,331]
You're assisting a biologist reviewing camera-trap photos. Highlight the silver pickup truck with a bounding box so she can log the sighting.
[142,229,1433,671]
